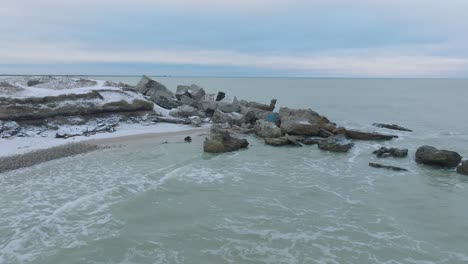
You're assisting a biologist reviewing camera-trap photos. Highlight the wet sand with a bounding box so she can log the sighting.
[0,127,209,173]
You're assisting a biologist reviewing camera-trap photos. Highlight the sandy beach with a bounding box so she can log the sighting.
[0,126,208,173]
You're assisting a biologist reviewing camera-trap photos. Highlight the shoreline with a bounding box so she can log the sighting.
[0,126,209,174]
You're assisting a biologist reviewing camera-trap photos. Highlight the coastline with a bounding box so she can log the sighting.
[0,125,209,173]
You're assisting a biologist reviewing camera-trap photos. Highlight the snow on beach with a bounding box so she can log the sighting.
[0,76,208,158]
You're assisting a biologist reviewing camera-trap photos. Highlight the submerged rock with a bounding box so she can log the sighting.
[415,145,462,168]
[204,130,249,153]
[457,161,468,176]
[369,163,408,172]
[254,120,283,138]
[318,135,354,153]
[373,147,408,158]
[373,123,413,132]
[345,129,398,141]
[279,107,332,136]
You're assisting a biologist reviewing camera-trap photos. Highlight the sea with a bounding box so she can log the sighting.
[1,77,468,264]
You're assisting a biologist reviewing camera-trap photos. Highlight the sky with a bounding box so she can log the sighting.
[1,0,468,77]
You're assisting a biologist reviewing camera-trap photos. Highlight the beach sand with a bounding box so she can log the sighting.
[0,127,209,173]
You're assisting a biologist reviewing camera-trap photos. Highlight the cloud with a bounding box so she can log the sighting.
[1,42,467,77]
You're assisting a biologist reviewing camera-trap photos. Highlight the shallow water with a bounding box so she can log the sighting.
[1,77,468,263]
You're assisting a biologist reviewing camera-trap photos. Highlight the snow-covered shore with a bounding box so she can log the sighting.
[0,122,208,158]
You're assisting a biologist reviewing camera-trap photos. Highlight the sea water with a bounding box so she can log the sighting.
[1,77,468,263]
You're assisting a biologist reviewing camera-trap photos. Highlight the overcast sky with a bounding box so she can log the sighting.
[1,0,468,77]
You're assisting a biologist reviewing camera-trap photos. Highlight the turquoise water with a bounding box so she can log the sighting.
[1,78,468,263]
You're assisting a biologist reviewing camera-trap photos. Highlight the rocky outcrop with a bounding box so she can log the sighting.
[0,91,154,121]
[415,145,462,168]
[212,110,243,126]
[373,123,413,132]
[254,120,283,138]
[279,107,332,136]
[369,163,408,172]
[318,135,354,153]
[242,99,277,111]
[135,75,180,109]
[204,130,249,153]
[176,84,206,101]
[373,147,408,158]
[169,105,203,118]
[217,97,241,113]
[457,161,468,176]
[345,129,398,141]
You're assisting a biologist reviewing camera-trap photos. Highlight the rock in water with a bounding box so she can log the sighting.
[264,137,292,147]
[318,135,354,153]
[369,163,408,172]
[457,161,468,176]
[345,129,398,141]
[373,147,408,158]
[279,107,333,136]
[204,130,249,153]
[373,123,413,132]
[415,145,462,168]
[254,120,283,138]
[184,136,192,142]
[135,75,180,109]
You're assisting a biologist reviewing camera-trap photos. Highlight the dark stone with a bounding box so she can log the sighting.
[373,123,413,132]
[264,137,291,147]
[27,79,43,87]
[279,107,332,136]
[318,135,354,153]
[184,136,192,142]
[457,161,468,176]
[415,145,462,168]
[369,163,408,172]
[215,92,226,102]
[373,147,408,158]
[345,129,398,141]
[204,130,249,153]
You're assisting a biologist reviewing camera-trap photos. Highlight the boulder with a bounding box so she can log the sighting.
[184,136,192,142]
[373,147,408,158]
[245,99,277,111]
[345,129,398,141]
[373,123,413,132]
[415,145,462,168]
[135,75,179,109]
[241,106,271,124]
[189,116,202,127]
[204,130,249,153]
[318,135,354,153]
[254,120,283,138]
[264,112,280,126]
[175,84,206,101]
[200,94,218,113]
[215,92,226,101]
[457,161,468,176]
[264,137,291,147]
[212,110,243,126]
[264,135,320,147]
[217,97,241,113]
[279,107,331,136]
[169,105,199,118]
[369,163,408,172]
